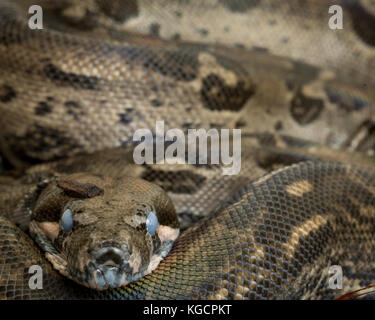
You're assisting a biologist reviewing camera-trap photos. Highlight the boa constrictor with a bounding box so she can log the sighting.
[0,0,375,299]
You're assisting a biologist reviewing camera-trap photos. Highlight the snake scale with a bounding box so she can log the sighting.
[0,0,375,299]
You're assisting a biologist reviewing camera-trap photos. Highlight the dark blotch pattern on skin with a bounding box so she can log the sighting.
[44,63,99,91]
[279,135,315,149]
[143,50,198,81]
[35,101,53,116]
[268,19,277,26]
[274,121,283,131]
[96,0,139,23]
[218,0,261,12]
[150,99,163,107]
[149,23,160,37]
[290,89,324,125]
[254,149,310,172]
[0,85,16,103]
[119,112,133,125]
[345,2,375,46]
[172,33,181,41]
[198,28,209,37]
[0,29,23,47]
[182,122,193,128]
[141,167,206,194]
[290,61,320,86]
[200,73,255,111]
[252,46,268,52]
[0,6,23,46]
[117,46,199,82]
[4,125,80,163]
[286,80,295,91]
[235,119,247,128]
[243,132,277,147]
[236,43,247,49]
[64,101,85,120]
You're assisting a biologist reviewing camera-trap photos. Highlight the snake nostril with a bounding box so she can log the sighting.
[94,247,126,267]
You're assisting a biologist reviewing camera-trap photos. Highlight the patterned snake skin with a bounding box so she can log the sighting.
[0,0,375,299]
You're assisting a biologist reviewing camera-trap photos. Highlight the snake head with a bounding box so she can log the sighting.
[29,173,179,290]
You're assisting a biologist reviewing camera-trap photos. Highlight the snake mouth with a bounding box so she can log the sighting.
[82,246,141,290]
[88,266,128,290]
[94,247,126,268]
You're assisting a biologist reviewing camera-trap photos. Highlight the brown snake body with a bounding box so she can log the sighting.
[0,0,375,299]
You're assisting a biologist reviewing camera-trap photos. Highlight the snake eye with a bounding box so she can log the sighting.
[61,209,73,232]
[146,211,158,235]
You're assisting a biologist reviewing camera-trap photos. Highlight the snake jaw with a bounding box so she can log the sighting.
[90,266,126,290]
[45,252,69,276]
[145,224,180,274]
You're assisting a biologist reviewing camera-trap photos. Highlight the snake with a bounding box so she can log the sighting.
[0,0,375,299]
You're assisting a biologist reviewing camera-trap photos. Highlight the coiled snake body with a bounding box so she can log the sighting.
[0,0,375,299]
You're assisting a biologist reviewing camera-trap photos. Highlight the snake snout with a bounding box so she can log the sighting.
[94,247,126,268]
[87,246,134,289]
